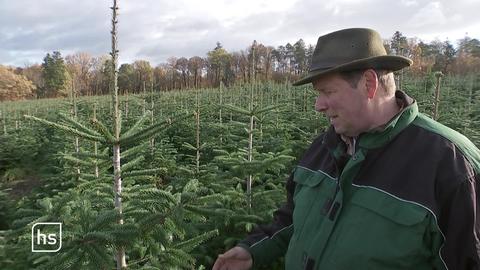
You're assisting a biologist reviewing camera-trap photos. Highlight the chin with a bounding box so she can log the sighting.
[333,126,356,137]
[332,126,344,135]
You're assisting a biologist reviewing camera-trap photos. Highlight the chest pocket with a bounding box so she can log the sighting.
[324,189,431,269]
[286,167,337,269]
[291,167,337,242]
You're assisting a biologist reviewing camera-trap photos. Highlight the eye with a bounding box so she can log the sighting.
[316,88,334,96]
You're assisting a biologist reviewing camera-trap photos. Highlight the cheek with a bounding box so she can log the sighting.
[335,98,359,118]
[328,99,343,112]
[343,103,366,126]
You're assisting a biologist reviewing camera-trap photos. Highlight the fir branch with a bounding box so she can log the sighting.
[122,168,167,177]
[57,113,101,137]
[38,248,82,270]
[128,187,177,204]
[90,118,116,143]
[119,117,173,147]
[231,214,264,223]
[122,209,150,219]
[109,224,139,245]
[182,142,197,151]
[182,179,199,193]
[119,112,192,147]
[32,255,50,266]
[73,151,110,161]
[136,213,168,234]
[24,115,106,143]
[121,111,149,138]
[90,210,121,230]
[190,194,226,205]
[121,143,147,160]
[163,216,186,239]
[84,243,112,269]
[97,159,114,171]
[253,104,281,115]
[82,231,116,245]
[160,248,195,268]
[136,188,177,204]
[63,155,95,167]
[184,205,233,218]
[78,174,111,182]
[122,175,156,184]
[77,180,112,192]
[173,229,218,252]
[252,189,283,200]
[223,104,251,116]
[131,265,159,270]
[121,155,145,173]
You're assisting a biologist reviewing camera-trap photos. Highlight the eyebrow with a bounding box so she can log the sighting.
[313,83,324,92]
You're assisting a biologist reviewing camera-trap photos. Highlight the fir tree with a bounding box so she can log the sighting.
[41,51,69,98]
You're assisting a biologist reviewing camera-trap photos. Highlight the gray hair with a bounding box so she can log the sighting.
[339,69,396,94]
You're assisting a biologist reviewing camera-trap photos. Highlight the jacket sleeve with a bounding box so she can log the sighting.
[237,172,295,268]
[436,171,480,269]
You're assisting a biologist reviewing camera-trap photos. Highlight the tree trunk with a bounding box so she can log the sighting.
[247,113,253,211]
[433,72,443,121]
[111,0,126,268]
[247,84,254,211]
[195,89,200,174]
[93,103,99,178]
[1,110,6,135]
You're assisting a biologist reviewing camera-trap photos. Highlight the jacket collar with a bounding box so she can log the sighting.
[359,90,417,149]
[324,90,417,151]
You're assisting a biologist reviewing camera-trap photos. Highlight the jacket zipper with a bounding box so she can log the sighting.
[328,136,358,213]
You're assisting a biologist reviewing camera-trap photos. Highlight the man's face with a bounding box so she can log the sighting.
[313,73,369,136]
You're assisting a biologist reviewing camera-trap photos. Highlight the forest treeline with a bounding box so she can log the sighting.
[1,31,480,101]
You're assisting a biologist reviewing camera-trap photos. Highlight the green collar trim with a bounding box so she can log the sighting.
[358,91,418,149]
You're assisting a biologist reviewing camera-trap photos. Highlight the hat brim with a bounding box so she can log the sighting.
[292,55,412,86]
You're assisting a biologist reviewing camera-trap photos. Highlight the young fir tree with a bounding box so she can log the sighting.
[19,1,218,269]
[219,83,293,212]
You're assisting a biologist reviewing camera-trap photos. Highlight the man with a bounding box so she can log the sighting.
[212,28,480,270]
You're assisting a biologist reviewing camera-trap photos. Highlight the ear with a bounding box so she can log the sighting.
[363,69,378,99]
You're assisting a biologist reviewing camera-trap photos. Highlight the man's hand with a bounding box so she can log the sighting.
[212,246,253,270]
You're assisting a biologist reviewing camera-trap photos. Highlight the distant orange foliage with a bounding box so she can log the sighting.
[0,65,36,101]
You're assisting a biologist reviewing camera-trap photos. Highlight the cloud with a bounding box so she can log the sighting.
[401,0,418,7]
[408,2,447,27]
[1,0,479,67]
[0,0,111,65]
[401,0,480,39]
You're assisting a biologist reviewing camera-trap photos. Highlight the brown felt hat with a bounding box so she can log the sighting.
[292,28,412,86]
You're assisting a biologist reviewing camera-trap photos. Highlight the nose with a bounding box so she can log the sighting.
[315,95,328,112]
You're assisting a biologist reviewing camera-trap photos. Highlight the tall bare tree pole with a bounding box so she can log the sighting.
[110,0,127,268]
[433,71,443,121]
[71,80,81,177]
[0,110,6,135]
[246,84,254,211]
[195,89,200,175]
[93,103,99,178]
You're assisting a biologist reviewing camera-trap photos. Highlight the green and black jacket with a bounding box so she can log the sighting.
[238,91,480,270]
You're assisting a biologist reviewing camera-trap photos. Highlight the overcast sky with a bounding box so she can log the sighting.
[1,0,480,67]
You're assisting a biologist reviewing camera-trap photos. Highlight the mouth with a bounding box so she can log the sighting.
[327,115,338,123]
